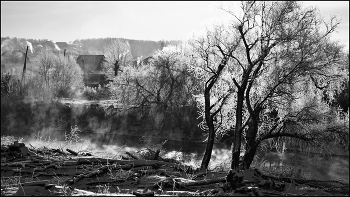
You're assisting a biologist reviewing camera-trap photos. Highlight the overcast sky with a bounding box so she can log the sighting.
[1,1,349,50]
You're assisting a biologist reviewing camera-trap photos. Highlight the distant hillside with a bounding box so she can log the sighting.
[72,38,181,59]
[1,37,181,61]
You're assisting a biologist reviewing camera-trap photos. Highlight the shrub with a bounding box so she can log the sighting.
[1,73,26,101]
[81,86,100,100]
[26,50,84,100]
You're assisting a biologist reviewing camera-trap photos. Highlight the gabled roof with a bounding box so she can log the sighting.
[55,42,69,49]
[76,55,106,73]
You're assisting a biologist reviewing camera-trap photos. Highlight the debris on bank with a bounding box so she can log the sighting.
[1,141,349,196]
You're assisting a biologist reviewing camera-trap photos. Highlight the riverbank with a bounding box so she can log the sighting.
[1,136,349,196]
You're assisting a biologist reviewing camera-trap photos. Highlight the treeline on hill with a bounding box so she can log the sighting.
[1,36,50,44]
[1,36,181,60]
[72,37,181,58]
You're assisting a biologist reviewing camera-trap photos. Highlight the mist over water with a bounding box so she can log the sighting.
[2,99,348,183]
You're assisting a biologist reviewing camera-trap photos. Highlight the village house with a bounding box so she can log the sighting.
[76,55,108,87]
[55,42,69,50]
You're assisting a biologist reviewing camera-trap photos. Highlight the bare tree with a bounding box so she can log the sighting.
[110,47,198,104]
[190,1,345,170]
[103,39,132,79]
[32,50,83,99]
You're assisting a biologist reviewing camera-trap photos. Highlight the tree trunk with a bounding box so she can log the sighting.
[243,111,260,170]
[200,126,215,169]
[231,90,244,169]
[243,143,258,170]
[200,88,215,170]
[114,60,119,76]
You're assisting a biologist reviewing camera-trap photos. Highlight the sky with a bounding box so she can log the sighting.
[1,1,349,50]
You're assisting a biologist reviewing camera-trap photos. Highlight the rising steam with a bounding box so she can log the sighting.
[25,41,34,53]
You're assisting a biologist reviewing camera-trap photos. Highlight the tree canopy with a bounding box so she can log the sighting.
[188,1,347,170]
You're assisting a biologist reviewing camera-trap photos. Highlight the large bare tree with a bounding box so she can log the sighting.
[190,1,346,170]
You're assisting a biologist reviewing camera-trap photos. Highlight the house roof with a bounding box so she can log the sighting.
[55,42,69,49]
[76,55,106,73]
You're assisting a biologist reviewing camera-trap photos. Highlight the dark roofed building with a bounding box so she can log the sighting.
[76,55,108,87]
[55,42,69,50]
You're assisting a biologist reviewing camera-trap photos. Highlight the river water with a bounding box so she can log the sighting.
[89,133,349,183]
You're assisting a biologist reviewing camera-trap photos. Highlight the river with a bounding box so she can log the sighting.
[89,133,349,183]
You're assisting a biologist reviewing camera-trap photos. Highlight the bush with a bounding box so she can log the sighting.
[26,50,84,100]
[1,73,27,101]
[81,85,102,100]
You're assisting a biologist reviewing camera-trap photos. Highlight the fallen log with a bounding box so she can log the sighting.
[126,151,139,160]
[77,158,173,167]
[135,168,183,177]
[121,155,130,160]
[21,180,50,186]
[180,177,226,187]
[148,176,226,190]
[132,191,155,197]
[53,148,66,155]
[77,157,116,165]
[67,161,162,185]
[164,191,199,195]
[193,170,208,179]
[66,149,78,156]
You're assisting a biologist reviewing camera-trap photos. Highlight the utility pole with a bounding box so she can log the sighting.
[21,46,29,85]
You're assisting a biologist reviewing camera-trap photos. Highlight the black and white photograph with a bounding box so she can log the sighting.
[1,1,349,196]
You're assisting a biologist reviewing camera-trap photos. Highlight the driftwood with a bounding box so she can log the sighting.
[132,191,155,197]
[53,148,66,155]
[21,180,50,187]
[148,176,226,190]
[66,148,78,156]
[193,170,208,179]
[66,160,174,185]
[3,141,348,196]
[179,177,226,187]
[126,151,139,160]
